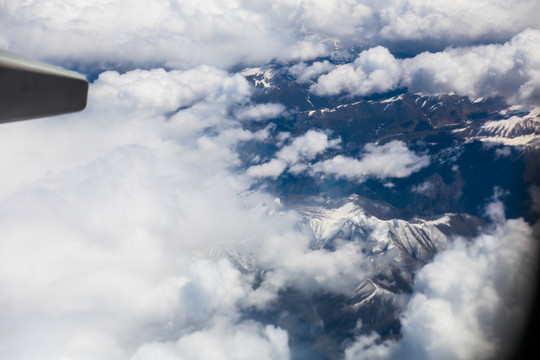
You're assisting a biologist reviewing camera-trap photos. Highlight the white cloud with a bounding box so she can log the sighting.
[276,130,340,163]
[251,232,373,297]
[309,29,540,105]
[412,180,435,196]
[247,130,341,178]
[311,140,430,182]
[401,28,540,105]
[375,0,540,48]
[3,0,539,71]
[495,146,512,158]
[279,40,329,62]
[132,320,290,360]
[246,0,540,52]
[0,67,302,359]
[288,60,336,84]
[345,331,396,360]
[247,158,288,179]
[398,217,535,360]
[234,103,286,122]
[310,46,401,96]
[0,0,327,70]
[248,138,429,183]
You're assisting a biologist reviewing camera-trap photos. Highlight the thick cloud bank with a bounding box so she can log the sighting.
[0,0,327,69]
[0,64,388,360]
[0,67,290,359]
[2,0,539,69]
[311,29,540,105]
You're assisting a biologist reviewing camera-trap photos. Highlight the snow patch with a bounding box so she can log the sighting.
[477,106,540,146]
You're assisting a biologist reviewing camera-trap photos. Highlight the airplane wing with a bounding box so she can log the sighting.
[0,50,88,123]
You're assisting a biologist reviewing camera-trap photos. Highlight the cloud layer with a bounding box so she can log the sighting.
[0,0,327,69]
[0,62,397,360]
[2,0,539,70]
[0,66,295,359]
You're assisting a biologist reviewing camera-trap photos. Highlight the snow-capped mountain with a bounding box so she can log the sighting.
[241,67,276,88]
[302,201,481,261]
[457,105,540,146]
[225,63,540,359]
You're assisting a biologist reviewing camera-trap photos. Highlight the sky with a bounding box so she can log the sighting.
[1,1,539,359]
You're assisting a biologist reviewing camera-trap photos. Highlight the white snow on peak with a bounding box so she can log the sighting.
[307,101,362,116]
[302,202,452,261]
[455,106,540,146]
[351,279,395,308]
[320,107,336,114]
[423,214,453,226]
[240,67,275,88]
[337,100,362,109]
[193,246,257,272]
[498,104,525,116]
[478,106,540,146]
[478,134,540,146]
[380,94,404,104]
[428,102,444,112]
[472,97,486,103]
[305,202,365,241]
[240,67,263,76]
